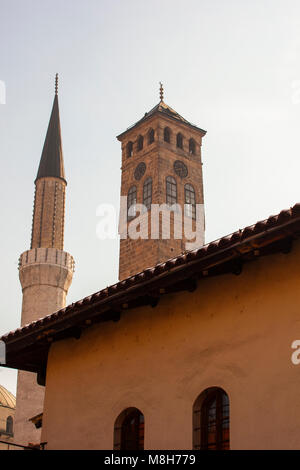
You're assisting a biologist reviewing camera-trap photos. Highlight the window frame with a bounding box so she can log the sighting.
[148,128,155,145]
[166,176,177,205]
[189,138,196,155]
[176,133,183,149]
[201,389,229,450]
[127,185,137,221]
[143,177,152,211]
[126,141,133,158]
[193,388,230,451]
[137,135,144,151]
[184,183,196,219]
[164,127,171,143]
[114,407,144,451]
[6,416,13,435]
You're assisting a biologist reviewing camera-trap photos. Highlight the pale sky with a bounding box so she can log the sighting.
[1,0,300,394]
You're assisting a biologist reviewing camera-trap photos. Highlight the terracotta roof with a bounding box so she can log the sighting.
[117,100,206,139]
[36,94,66,183]
[2,202,300,355]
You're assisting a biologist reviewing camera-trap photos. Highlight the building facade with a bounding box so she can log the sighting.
[39,223,300,449]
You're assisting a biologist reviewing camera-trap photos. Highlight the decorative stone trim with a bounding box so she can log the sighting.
[18,248,75,272]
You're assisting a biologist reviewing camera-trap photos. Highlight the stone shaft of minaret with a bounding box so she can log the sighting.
[14,78,74,447]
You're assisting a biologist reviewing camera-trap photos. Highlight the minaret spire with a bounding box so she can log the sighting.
[31,75,67,250]
[36,74,65,182]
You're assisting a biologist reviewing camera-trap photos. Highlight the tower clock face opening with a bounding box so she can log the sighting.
[174,160,188,178]
[134,162,146,180]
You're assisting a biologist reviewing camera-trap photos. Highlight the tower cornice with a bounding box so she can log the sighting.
[117,101,206,141]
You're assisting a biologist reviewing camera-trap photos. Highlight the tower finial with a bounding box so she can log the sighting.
[159,82,164,102]
[55,73,58,96]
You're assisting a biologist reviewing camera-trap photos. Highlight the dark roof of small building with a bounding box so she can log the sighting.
[29,413,43,429]
[36,94,66,183]
[1,202,300,375]
[117,100,206,139]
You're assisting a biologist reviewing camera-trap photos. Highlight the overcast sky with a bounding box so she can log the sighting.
[1,0,300,394]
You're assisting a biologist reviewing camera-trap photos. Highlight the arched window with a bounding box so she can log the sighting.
[189,138,196,155]
[143,177,152,211]
[148,128,155,144]
[193,388,230,450]
[166,176,177,205]
[184,184,196,219]
[127,186,137,221]
[176,133,183,149]
[126,141,133,158]
[164,127,171,143]
[114,408,144,450]
[137,135,144,151]
[6,416,13,435]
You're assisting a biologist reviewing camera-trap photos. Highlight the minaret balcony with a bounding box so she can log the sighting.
[18,247,75,272]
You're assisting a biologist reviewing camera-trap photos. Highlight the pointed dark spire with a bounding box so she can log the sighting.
[36,74,66,183]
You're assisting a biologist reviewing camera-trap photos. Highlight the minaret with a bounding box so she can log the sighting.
[117,84,206,280]
[14,75,74,446]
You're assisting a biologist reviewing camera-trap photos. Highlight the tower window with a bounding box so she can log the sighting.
[148,128,155,144]
[6,416,13,435]
[143,177,152,211]
[166,176,177,205]
[137,135,144,151]
[184,183,196,219]
[114,408,144,451]
[127,186,137,221]
[189,138,196,155]
[176,133,183,149]
[164,127,171,143]
[193,388,230,450]
[126,141,133,157]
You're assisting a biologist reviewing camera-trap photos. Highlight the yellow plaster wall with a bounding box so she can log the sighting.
[41,242,300,449]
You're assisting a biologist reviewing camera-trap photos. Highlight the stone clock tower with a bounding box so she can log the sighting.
[117,85,206,281]
[14,76,74,446]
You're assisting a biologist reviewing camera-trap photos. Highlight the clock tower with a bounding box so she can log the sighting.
[117,85,206,281]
